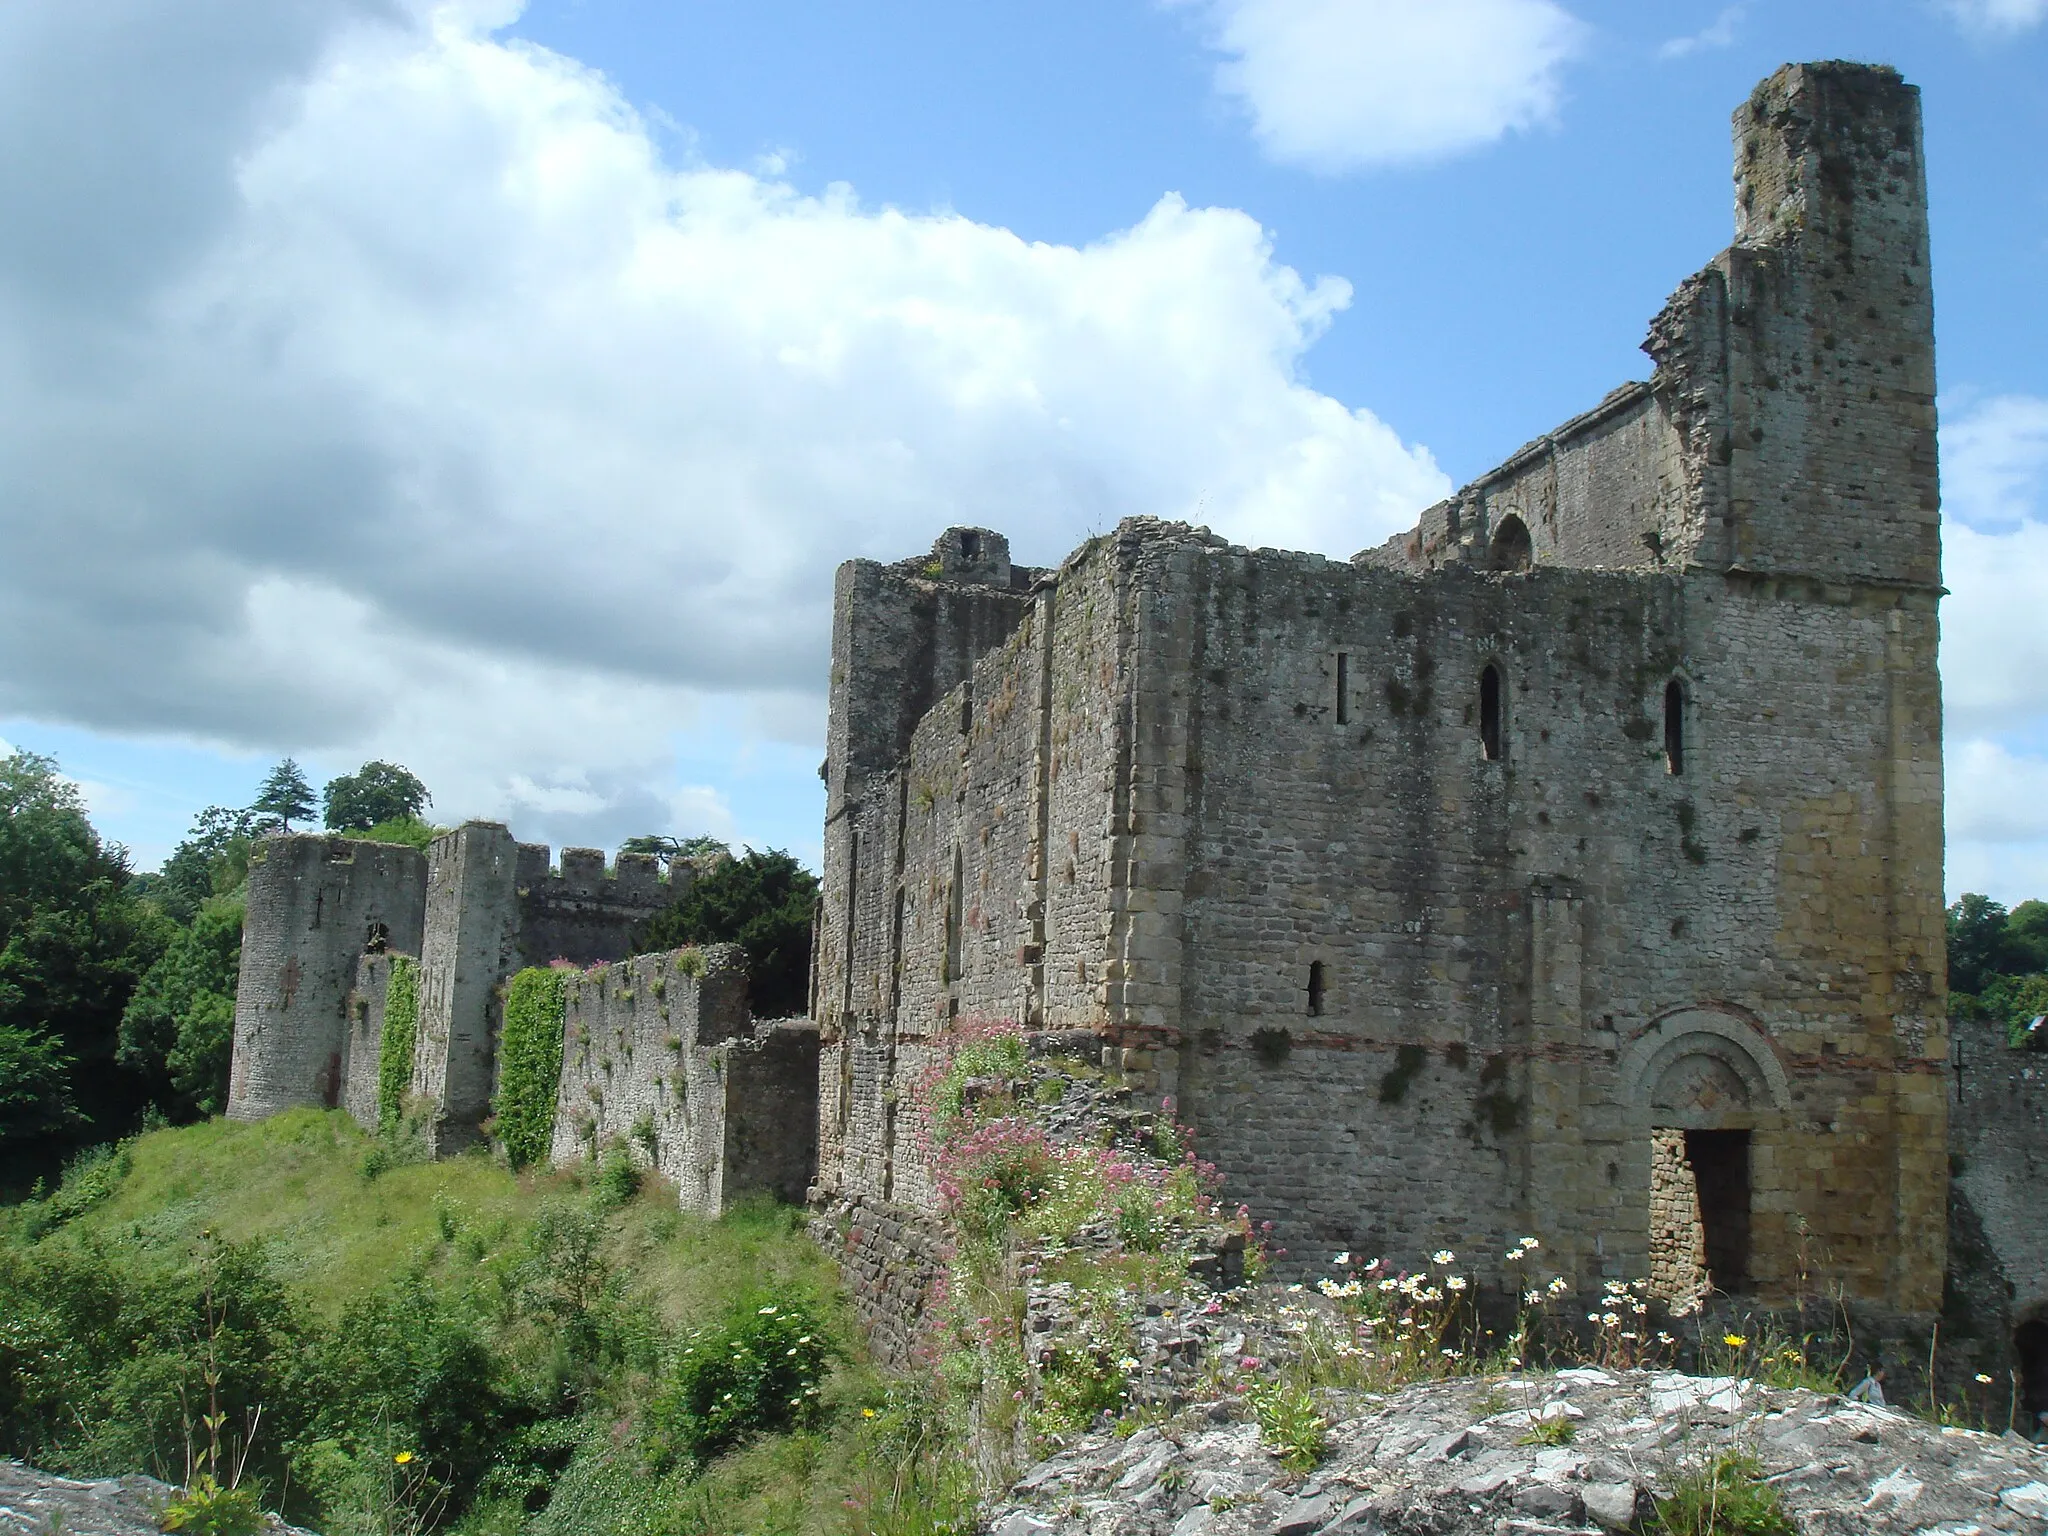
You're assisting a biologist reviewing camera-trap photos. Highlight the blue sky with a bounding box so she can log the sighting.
[1,0,2045,899]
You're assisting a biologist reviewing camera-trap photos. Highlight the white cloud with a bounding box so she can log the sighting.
[0,0,1449,856]
[1940,395,2048,903]
[1658,6,1743,60]
[1941,393,2048,530]
[1169,0,1588,172]
[1940,0,2048,36]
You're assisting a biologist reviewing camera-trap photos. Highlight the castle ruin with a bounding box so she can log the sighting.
[222,63,2048,1396]
[809,61,1951,1320]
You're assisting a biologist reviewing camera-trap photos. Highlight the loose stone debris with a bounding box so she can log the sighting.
[982,1368,2048,1536]
[0,1461,315,1536]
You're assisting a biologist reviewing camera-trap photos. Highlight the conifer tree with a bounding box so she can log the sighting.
[250,758,316,833]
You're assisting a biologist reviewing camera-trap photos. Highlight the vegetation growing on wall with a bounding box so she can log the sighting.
[495,967,568,1168]
[376,956,420,1136]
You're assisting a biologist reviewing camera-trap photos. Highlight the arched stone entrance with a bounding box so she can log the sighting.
[2018,1315,2048,1438]
[1621,1009,1789,1303]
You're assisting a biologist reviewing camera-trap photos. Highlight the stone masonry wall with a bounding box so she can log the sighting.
[227,834,426,1122]
[341,951,404,1133]
[1951,1028,2048,1328]
[548,946,818,1215]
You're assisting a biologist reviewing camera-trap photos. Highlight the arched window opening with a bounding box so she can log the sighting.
[1489,514,1532,572]
[960,530,982,561]
[1307,961,1326,1017]
[1665,678,1687,776]
[1480,663,1504,761]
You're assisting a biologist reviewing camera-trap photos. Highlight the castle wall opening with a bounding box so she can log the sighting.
[1664,679,1686,776]
[2018,1317,2048,1429]
[1688,1129,1752,1293]
[1479,663,1504,761]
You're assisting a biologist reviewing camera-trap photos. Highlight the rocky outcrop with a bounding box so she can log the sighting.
[983,1369,2048,1536]
[0,1462,315,1536]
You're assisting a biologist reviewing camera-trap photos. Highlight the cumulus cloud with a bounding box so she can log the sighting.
[1941,395,2048,902]
[0,0,1449,855]
[1939,0,2048,36]
[1169,0,1588,172]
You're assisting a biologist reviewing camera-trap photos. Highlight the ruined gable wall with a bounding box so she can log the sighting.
[227,834,427,1122]
[1145,535,1942,1306]
[1365,388,1692,577]
[341,951,403,1132]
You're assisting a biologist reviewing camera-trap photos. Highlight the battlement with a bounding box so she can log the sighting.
[513,843,675,905]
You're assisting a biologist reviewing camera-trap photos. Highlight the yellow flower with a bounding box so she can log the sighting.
[1723,1333,1747,1348]
[394,1452,414,1465]
[862,1408,876,1418]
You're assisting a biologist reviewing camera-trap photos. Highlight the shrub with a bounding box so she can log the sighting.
[495,968,568,1168]
[1246,1376,1327,1471]
[643,1298,834,1467]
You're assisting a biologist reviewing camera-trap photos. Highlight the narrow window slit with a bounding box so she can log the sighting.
[1335,653,1349,725]
[1480,663,1504,761]
[1307,961,1326,1017]
[1664,678,1686,775]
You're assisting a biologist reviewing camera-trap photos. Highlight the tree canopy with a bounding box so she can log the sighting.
[1948,893,2048,1047]
[323,761,430,833]
[633,848,818,1019]
[0,751,171,1150]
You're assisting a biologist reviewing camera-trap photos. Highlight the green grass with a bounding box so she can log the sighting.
[0,1111,982,1536]
[25,1111,844,1329]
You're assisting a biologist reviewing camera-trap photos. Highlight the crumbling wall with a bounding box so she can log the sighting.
[227,835,426,1121]
[341,952,403,1132]
[548,945,818,1215]
[515,845,676,969]
[1951,1029,2048,1327]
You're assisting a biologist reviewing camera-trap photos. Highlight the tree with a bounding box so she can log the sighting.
[619,834,730,872]
[251,759,316,834]
[119,895,244,1119]
[1947,894,2023,998]
[0,1023,77,1143]
[323,762,430,833]
[146,806,256,924]
[633,849,819,1019]
[0,751,172,1144]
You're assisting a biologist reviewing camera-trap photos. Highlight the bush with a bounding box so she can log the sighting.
[644,1298,834,1468]
[1653,1451,1795,1535]
[633,849,819,1018]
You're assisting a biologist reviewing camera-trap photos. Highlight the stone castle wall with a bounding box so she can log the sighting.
[810,61,1952,1327]
[549,945,818,1215]
[227,835,426,1121]
[1951,1030,2048,1330]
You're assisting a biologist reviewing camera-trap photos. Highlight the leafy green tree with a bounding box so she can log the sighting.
[322,762,430,833]
[353,815,439,850]
[146,806,256,924]
[250,759,316,834]
[119,896,245,1119]
[0,1024,77,1141]
[0,751,172,1145]
[1947,894,2024,998]
[633,849,818,1018]
[2008,899,2048,974]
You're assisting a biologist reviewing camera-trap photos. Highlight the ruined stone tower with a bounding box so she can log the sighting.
[812,63,1947,1316]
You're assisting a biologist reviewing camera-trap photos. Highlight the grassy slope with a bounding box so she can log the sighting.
[51,1109,843,1327]
[10,1112,910,1536]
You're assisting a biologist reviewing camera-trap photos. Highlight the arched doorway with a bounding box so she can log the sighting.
[1622,1010,1789,1303]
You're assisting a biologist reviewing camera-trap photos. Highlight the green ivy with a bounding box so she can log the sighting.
[376,956,420,1136]
[495,968,568,1168]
